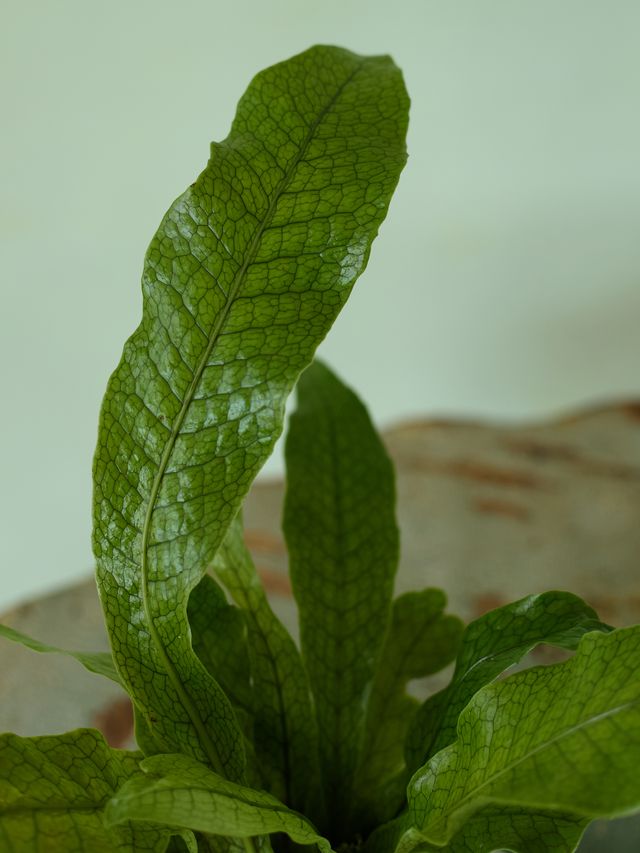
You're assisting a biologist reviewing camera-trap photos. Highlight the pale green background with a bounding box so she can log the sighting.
[1,0,639,610]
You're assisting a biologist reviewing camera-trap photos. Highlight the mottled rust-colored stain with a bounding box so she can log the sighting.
[505,437,640,481]
[245,528,286,555]
[623,402,640,422]
[256,565,292,597]
[471,592,506,617]
[411,458,543,489]
[473,497,530,522]
[92,697,133,748]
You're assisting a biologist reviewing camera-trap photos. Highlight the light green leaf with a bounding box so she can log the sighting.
[105,753,333,852]
[405,591,609,774]
[366,807,586,853]
[283,360,399,834]
[92,44,408,776]
[0,623,119,683]
[352,590,463,829]
[212,516,323,822]
[403,626,640,847]
[0,729,170,852]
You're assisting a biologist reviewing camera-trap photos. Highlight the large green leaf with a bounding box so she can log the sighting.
[401,626,640,847]
[212,516,323,822]
[405,591,609,774]
[0,729,170,852]
[92,45,408,776]
[351,590,463,829]
[0,623,119,683]
[105,753,332,852]
[283,360,399,835]
[366,807,586,853]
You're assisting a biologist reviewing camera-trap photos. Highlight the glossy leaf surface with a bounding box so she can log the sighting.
[405,591,608,774]
[0,730,169,852]
[283,360,399,832]
[404,626,640,847]
[106,753,332,852]
[92,45,408,776]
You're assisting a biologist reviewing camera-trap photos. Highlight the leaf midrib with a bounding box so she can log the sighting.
[138,61,365,775]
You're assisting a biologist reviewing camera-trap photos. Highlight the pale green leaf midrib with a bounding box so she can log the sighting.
[137,62,365,775]
[425,696,639,837]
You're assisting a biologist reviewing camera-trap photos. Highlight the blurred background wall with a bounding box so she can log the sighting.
[1,0,639,609]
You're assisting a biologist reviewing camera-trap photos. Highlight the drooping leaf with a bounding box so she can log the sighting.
[400,626,640,848]
[92,44,408,777]
[212,516,323,822]
[0,729,170,852]
[105,753,333,852]
[405,591,609,774]
[283,360,399,834]
[0,623,119,683]
[351,590,463,829]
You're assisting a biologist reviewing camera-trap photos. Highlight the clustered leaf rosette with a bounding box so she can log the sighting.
[1,44,639,853]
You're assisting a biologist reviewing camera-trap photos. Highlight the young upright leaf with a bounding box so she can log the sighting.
[351,590,463,829]
[0,623,120,684]
[105,753,332,853]
[212,516,323,821]
[92,45,408,775]
[402,626,640,847]
[283,360,399,834]
[0,730,170,852]
[405,591,609,773]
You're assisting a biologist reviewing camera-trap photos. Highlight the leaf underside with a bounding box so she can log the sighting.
[92,44,409,779]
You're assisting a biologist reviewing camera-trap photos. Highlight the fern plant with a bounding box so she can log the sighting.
[1,45,639,853]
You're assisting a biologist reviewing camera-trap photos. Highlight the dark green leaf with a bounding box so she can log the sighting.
[212,516,323,822]
[283,360,399,833]
[188,574,253,715]
[0,729,169,852]
[0,623,119,683]
[105,753,332,852]
[405,591,609,774]
[92,44,408,776]
[352,590,463,828]
[403,626,640,847]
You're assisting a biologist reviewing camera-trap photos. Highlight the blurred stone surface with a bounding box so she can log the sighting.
[2,403,639,847]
